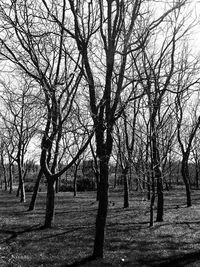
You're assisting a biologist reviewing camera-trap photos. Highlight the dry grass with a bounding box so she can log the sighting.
[1,187,200,266]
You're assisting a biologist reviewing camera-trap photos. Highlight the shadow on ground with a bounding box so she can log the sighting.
[139,251,200,266]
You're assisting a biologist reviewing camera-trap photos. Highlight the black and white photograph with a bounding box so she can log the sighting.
[0,1,200,266]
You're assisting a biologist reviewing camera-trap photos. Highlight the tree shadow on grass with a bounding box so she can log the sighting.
[0,224,42,244]
[61,256,114,267]
[139,251,200,266]
[61,255,96,267]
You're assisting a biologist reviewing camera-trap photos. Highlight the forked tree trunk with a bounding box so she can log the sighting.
[44,178,55,228]
[93,156,109,259]
[28,169,43,211]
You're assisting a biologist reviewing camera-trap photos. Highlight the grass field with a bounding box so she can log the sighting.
[1,187,200,266]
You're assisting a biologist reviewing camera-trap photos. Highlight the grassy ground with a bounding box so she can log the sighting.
[1,187,200,266]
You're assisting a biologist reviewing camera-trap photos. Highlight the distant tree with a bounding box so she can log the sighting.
[191,134,200,189]
[0,141,7,191]
[0,1,93,226]
[133,6,194,225]
[114,96,141,208]
[175,72,200,207]
[0,78,40,202]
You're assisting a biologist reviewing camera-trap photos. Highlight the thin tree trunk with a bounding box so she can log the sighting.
[114,157,119,188]
[156,173,164,222]
[152,131,164,222]
[150,192,155,227]
[9,164,13,194]
[1,155,7,191]
[123,169,129,208]
[147,168,151,200]
[28,169,43,211]
[73,170,77,197]
[150,169,155,227]
[195,161,199,189]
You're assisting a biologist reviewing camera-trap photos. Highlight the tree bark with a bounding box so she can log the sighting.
[93,156,109,259]
[156,172,164,222]
[195,160,199,189]
[150,192,155,227]
[152,131,164,222]
[44,178,55,228]
[1,154,7,191]
[9,163,13,193]
[181,157,191,207]
[123,169,129,208]
[28,169,43,211]
[73,168,78,197]
[94,171,100,201]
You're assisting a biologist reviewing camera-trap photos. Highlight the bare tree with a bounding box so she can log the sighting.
[175,80,200,207]
[114,97,141,208]
[0,1,93,227]
[0,77,40,202]
[133,6,193,224]
[57,0,186,258]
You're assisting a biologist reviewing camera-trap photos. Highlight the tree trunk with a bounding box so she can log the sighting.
[181,157,191,207]
[152,132,164,222]
[16,157,26,202]
[123,168,129,208]
[55,178,59,193]
[195,161,199,189]
[150,192,155,227]
[147,168,151,200]
[44,178,55,228]
[4,172,7,191]
[95,171,100,201]
[150,165,155,227]
[1,155,7,191]
[20,179,26,202]
[73,168,78,197]
[16,181,20,197]
[9,164,13,193]
[93,156,109,259]
[28,169,43,211]
[114,157,119,188]
[156,172,164,222]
